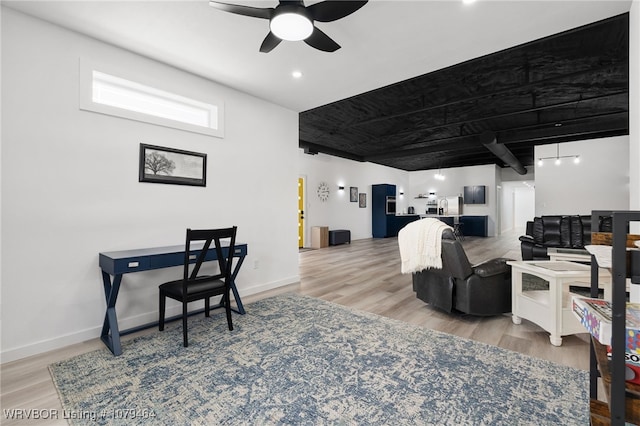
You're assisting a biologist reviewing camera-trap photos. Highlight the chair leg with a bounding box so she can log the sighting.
[159,292,166,331]
[205,297,210,317]
[182,302,189,347]
[225,291,233,331]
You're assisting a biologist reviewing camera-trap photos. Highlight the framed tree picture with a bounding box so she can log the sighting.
[139,143,207,187]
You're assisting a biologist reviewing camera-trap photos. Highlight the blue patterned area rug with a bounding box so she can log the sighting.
[50,294,588,425]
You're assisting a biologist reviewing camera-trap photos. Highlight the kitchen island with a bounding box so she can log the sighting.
[373,214,488,238]
[417,215,489,237]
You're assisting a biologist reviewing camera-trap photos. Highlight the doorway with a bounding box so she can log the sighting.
[298,177,305,248]
[500,181,535,233]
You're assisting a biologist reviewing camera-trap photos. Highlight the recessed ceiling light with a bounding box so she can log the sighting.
[292,70,303,79]
[463,0,477,4]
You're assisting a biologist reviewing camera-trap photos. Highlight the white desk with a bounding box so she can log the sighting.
[507,260,610,346]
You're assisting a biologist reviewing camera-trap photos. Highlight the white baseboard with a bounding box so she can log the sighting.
[241,275,300,296]
[0,276,300,364]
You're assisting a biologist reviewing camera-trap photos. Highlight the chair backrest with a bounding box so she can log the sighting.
[183,226,237,286]
[440,229,473,280]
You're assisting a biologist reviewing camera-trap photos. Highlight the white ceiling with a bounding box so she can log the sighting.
[3,0,633,112]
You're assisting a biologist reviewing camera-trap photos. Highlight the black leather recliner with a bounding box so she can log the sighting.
[519,215,599,260]
[412,229,512,316]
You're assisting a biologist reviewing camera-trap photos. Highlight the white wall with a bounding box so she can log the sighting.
[1,9,300,361]
[534,137,629,215]
[298,151,409,242]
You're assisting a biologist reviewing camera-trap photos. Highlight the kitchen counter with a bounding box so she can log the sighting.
[392,215,488,237]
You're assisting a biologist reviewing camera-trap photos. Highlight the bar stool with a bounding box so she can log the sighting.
[453,219,464,241]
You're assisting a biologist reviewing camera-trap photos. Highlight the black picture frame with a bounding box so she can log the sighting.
[359,193,367,208]
[350,187,358,202]
[139,143,206,187]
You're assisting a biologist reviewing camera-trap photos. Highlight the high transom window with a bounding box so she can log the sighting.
[80,59,224,137]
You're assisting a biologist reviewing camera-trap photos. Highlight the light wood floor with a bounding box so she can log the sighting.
[1,229,592,425]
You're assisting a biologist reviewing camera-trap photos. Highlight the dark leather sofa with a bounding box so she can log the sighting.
[412,229,512,316]
[519,215,592,260]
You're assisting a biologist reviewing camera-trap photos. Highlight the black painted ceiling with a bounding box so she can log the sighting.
[299,13,629,173]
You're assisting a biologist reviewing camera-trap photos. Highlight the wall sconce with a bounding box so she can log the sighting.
[338,185,345,191]
[537,143,580,167]
[399,190,404,195]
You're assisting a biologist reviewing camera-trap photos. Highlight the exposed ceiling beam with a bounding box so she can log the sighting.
[362,111,627,162]
[498,112,628,143]
[341,62,626,130]
[480,131,527,174]
[365,91,628,143]
[299,140,365,162]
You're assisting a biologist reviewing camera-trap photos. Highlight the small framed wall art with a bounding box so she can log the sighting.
[350,187,358,202]
[139,143,207,187]
[359,193,367,208]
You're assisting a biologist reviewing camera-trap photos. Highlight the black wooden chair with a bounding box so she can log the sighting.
[159,226,237,347]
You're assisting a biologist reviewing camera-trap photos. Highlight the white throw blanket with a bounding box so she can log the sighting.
[398,218,453,274]
[585,245,612,268]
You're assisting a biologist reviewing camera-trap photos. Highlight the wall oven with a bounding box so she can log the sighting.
[385,196,396,215]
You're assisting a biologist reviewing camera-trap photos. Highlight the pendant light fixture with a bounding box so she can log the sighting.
[537,143,580,167]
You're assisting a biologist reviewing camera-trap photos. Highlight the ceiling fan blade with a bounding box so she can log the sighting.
[304,26,340,52]
[307,1,368,22]
[208,1,273,19]
[260,31,283,53]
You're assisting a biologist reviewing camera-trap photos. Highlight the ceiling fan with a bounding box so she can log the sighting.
[208,0,368,53]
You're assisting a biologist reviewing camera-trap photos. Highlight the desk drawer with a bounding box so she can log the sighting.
[233,245,247,257]
[199,246,248,261]
[149,252,185,269]
[112,257,150,274]
[147,246,247,269]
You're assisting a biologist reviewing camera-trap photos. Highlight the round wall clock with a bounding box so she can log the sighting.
[317,182,330,202]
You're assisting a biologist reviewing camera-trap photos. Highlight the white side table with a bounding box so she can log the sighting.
[547,247,591,262]
[507,260,610,346]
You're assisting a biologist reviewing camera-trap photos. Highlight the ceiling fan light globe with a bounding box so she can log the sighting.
[270,13,313,41]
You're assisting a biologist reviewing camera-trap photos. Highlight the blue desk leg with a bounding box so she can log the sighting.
[100,271,123,356]
[212,255,246,315]
[230,255,246,314]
